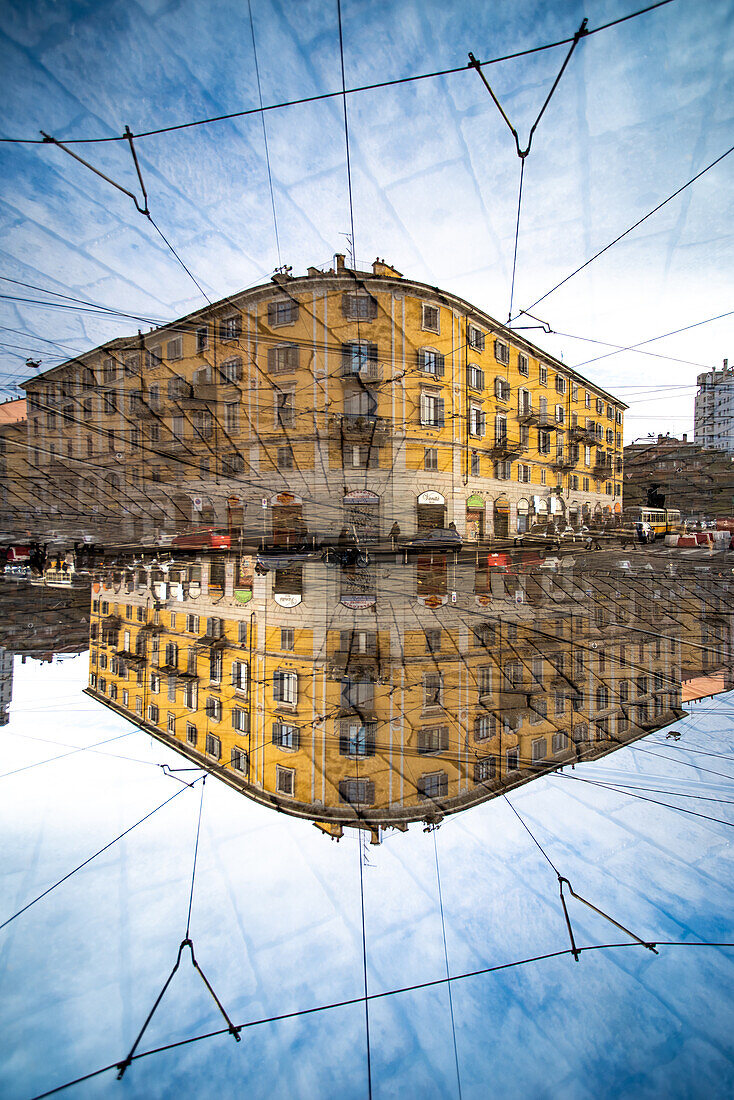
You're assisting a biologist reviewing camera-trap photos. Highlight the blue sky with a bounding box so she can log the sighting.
[1,653,733,1098]
[0,0,732,436]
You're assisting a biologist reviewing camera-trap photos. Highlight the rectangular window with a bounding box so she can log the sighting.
[425,628,441,654]
[231,747,248,773]
[232,660,249,692]
[342,293,377,320]
[539,365,547,385]
[135,697,143,717]
[531,737,547,763]
[220,315,241,342]
[418,725,449,754]
[424,447,438,471]
[417,348,445,377]
[166,337,183,360]
[518,463,531,483]
[232,707,249,733]
[276,766,295,796]
[277,445,294,469]
[339,778,375,806]
[518,353,529,376]
[273,721,300,750]
[205,696,222,722]
[467,365,484,390]
[268,345,299,374]
[471,450,480,476]
[268,299,299,326]
[422,304,440,332]
[281,628,294,651]
[196,326,208,352]
[420,392,445,428]
[186,723,197,745]
[423,672,443,709]
[167,712,176,735]
[418,772,448,799]
[147,703,160,724]
[474,757,496,783]
[468,326,485,351]
[205,733,222,758]
[469,405,486,438]
[506,748,519,772]
[224,404,239,433]
[493,339,509,364]
[585,390,591,408]
[273,670,298,705]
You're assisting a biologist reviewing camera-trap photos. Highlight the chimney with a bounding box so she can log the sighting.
[724,358,729,371]
[657,434,663,444]
[334,253,346,273]
[682,433,687,443]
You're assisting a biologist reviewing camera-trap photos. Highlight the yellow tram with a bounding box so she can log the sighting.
[625,506,682,538]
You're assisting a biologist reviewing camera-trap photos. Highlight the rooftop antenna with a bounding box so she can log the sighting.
[339,232,354,268]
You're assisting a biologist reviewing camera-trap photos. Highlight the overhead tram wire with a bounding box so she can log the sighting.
[247,0,282,269]
[511,141,734,323]
[0,1,676,146]
[29,940,734,1100]
[468,16,590,322]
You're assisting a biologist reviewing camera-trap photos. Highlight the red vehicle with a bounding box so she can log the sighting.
[485,549,545,574]
[171,528,231,550]
[716,518,734,533]
[6,545,30,563]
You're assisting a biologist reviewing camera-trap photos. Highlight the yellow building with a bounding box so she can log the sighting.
[85,549,690,840]
[16,257,625,544]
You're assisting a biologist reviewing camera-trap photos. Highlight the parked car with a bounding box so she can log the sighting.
[403,527,463,550]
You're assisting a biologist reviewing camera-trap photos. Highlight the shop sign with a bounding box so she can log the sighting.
[274,593,301,607]
[419,594,448,608]
[466,493,484,509]
[344,490,379,503]
[272,492,302,505]
[235,589,253,604]
[418,491,445,505]
[340,596,376,609]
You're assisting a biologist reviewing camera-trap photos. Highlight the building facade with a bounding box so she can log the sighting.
[84,549,704,840]
[12,257,625,544]
[624,433,734,517]
[695,360,734,454]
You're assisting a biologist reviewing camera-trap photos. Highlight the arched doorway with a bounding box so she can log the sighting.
[516,498,529,534]
[417,490,446,531]
[466,493,485,540]
[493,496,510,538]
[271,492,304,547]
[568,501,579,526]
[535,498,548,528]
[344,490,380,541]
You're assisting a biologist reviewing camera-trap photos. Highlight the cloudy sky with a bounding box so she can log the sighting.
[2,653,733,1098]
[0,0,732,440]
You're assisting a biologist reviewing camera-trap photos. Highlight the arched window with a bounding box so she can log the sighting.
[494,376,510,402]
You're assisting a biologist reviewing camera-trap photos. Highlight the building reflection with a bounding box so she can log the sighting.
[83,549,729,840]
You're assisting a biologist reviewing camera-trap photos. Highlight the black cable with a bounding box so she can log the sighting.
[0,730,134,781]
[508,158,525,324]
[513,142,734,320]
[185,774,206,938]
[28,939,733,1100]
[0,2,676,147]
[146,214,212,304]
[0,778,200,933]
[433,829,463,1100]
[357,814,373,1100]
[247,0,281,269]
[337,0,357,268]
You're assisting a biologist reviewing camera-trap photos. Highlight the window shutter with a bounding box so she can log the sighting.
[272,722,281,745]
[233,707,241,730]
[479,411,486,436]
[291,728,300,751]
[364,781,376,805]
[342,343,354,370]
[365,722,377,757]
[436,353,445,377]
[369,296,378,319]
[437,398,445,427]
[339,721,350,755]
[341,293,351,318]
[420,393,428,423]
[417,349,426,371]
[273,671,282,701]
[267,347,276,371]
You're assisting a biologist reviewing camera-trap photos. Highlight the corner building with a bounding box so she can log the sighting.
[18,257,625,543]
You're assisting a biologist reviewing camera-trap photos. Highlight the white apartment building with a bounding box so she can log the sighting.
[695,359,734,454]
[0,646,13,726]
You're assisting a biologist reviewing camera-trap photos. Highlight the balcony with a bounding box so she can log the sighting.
[551,453,576,472]
[593,461,613,478]
[517,407,538,424]
[329,413,391,441]
[340,363,382,382]
[570,424,596,443]
[488,436,522,457]
[536,415,560,431]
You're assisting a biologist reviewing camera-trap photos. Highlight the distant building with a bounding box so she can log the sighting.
[0,646,13,725]
[623,433,734,518]
[695,359,734,454]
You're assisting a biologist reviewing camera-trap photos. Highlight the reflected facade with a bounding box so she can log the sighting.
[84,549,731,840]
